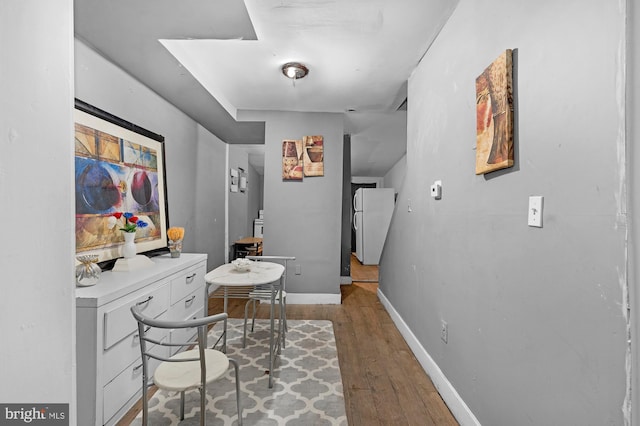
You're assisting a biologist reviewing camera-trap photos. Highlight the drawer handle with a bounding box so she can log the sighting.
[185,295,196,306]
[186,273,197,282]
[133,363,143,372]
[136,296,154,306]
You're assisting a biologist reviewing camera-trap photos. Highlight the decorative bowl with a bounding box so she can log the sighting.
[231,258,252,272]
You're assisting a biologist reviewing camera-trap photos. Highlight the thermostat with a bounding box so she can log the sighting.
[430,180,442,200]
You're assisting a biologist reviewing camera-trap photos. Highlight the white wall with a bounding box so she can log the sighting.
[228,146,250,245]
[246,163,263,232]
[194,124,227,269]
[629,0,640,423]
[75,39,227,271]
[243,110,344,301]
[380,0,628,424]
[383,154,406,193]
[0,0,76,420]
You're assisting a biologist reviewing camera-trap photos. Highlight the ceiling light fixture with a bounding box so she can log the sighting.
[281,62,308,86]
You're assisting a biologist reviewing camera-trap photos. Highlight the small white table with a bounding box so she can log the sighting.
[205,261,285,388]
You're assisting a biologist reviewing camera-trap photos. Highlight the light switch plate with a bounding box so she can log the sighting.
[528,196,543,227]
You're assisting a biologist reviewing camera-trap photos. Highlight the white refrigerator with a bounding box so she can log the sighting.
[353,188,395,265]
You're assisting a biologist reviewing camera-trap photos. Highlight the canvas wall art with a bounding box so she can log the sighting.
[75,100,169,265]
[476,49,514,175]
[303,135,324,176]
[282,139,303,180]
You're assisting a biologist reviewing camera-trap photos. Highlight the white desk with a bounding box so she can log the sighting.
[205,261,285,388]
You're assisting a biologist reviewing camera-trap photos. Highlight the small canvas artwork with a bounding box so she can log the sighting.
[303,135,324,176]
[229,168,238,192]
[282,139,303,180]
[476,49,514,175]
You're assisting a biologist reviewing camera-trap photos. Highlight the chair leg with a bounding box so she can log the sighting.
[229,358,243,426]
[243,299,251,348]
[199,387,206,426]
[251,299,257,332]
[282,296,287,348]
[180,390,185,420]
[142,378,149,426]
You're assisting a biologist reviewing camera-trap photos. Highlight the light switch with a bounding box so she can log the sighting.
[528,196,543,227]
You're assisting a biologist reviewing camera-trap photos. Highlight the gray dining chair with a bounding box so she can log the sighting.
[243,255,295,348]
[130,306,242,426]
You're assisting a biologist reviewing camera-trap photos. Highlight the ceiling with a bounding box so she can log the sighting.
[74,0,456,177]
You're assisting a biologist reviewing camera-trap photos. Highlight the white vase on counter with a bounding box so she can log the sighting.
[122,232,137,259]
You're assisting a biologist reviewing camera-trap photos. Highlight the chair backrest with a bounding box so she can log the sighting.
[246,256,295,289]
[130,306,228,386]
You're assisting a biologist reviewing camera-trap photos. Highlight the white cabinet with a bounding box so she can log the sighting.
[76,253,207,426]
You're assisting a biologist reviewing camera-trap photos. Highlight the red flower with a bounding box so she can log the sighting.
[129,216,139,223]
[113,212,123,219]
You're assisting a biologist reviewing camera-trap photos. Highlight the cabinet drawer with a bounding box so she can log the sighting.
[168,288,204,322]
[170,263,205,304]
[103,323,167,385]
[104,283,170,350]
[102,349,165,424]
[168,289,205,355]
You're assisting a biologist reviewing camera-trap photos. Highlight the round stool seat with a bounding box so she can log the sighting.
[154,349,229,392]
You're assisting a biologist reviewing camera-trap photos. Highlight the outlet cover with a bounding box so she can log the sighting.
[440,319,448,343]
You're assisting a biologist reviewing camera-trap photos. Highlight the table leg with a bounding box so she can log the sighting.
[268,283,275,388]
[223,286,228,353]
[279,288,284,352]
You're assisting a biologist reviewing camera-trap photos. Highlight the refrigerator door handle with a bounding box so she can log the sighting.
[353,212,359,231]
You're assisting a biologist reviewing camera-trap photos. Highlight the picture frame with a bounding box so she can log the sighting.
[282,139,303,180]
[303,135,324,177]
[74,99,169,269]
[230,168,239,192]
[475,49,514,175]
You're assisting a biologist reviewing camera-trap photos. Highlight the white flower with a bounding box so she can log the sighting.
[107,215,117,229]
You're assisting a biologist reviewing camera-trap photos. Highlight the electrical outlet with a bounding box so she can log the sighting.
[440,319,448,343]
[295,264,302,275]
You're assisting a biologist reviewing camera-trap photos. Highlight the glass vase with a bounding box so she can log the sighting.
[168,239,183,258]
[76,255,101,287]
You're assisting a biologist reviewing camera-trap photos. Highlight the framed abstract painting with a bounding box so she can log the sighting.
[476,49,514,175]
[74,99,169,268]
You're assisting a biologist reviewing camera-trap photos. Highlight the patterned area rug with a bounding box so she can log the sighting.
[131,319,347,425]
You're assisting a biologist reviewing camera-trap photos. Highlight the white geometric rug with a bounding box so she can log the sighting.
[131,319,347,425]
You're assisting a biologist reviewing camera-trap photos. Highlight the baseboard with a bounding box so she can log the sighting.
[377,288,481,426]
[340,275,353,285]
[286,293,342,305]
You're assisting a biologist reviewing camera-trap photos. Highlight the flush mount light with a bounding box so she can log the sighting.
[281,62,309,80]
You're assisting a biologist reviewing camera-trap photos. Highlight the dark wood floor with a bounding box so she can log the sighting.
[118,255,458,425]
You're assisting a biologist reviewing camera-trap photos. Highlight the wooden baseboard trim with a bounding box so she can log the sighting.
[377,288,481,426]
